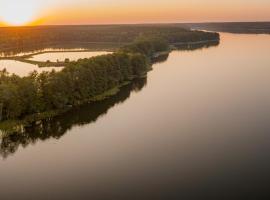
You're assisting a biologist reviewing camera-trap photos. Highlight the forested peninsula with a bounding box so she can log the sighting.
[0,25,219,134]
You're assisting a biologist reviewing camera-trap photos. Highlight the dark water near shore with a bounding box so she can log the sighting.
[1,33,270,199]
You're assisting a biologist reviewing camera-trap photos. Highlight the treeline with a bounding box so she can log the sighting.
[0,38,168,122]
[0,53,148,121]
[0,78,147,159]
[122,37,170,57]
[187,22,270,34]
[0,25,187,52]
[0,25,219,54]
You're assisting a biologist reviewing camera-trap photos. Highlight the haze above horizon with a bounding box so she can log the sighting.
[0,0,270,26]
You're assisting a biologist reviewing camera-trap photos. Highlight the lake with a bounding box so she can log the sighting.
[0,48,88,58]
[29,51,111,62]
[0,51,111,77]
[0,60,63,77]
[1,33,270,199]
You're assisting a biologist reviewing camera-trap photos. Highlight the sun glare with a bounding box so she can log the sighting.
[0,0,39,26]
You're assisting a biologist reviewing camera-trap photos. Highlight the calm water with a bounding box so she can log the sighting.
[1,33,270,199]
[0,51,110,77]
[0,48,88,58]
[0,60,63,77]
[29,51,111,62]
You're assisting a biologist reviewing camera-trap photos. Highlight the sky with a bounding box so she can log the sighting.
[0,0,270,26]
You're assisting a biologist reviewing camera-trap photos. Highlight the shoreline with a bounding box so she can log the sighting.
[0,67,153,136]
[0,39,218,68]
[0,50,114,68]
[0,78,137,136]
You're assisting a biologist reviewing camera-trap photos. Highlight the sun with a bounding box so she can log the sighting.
[0,0,39,26]
[1,12,34,26]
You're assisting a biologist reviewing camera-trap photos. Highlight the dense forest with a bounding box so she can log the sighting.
[0,78,147,158]
[0,38,167,124]
[0,53,148,121]
[0,26,219,132]
[0,25,219,53]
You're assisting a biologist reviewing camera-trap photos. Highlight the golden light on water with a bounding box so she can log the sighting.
[0,0,38,26]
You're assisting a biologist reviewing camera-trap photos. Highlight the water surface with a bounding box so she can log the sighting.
[1,33,270,199]
[0,48,87,58]
[0,60,63,77]
[29,51,111,62]
[0,51,110,77]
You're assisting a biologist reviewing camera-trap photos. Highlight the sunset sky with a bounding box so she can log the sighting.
[0,0,270,26]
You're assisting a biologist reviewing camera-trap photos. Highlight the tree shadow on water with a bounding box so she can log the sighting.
[0,78,147,159]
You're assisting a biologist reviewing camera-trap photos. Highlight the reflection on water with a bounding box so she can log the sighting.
[0,60,63,77]
[29,51,111,62]
[175,40,220,51]
[0,78,147,159]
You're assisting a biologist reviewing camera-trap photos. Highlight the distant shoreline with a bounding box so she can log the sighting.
[187,22,270,34]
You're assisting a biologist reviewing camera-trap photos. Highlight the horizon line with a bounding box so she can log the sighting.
[1,21,270,28]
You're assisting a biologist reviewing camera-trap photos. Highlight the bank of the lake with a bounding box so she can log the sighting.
[0,78,142,135]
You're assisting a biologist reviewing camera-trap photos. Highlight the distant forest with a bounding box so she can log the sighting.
[0,25,219,52]
[186,22,270,34]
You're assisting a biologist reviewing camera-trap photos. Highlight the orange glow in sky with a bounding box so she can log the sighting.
[0,0,270,26]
